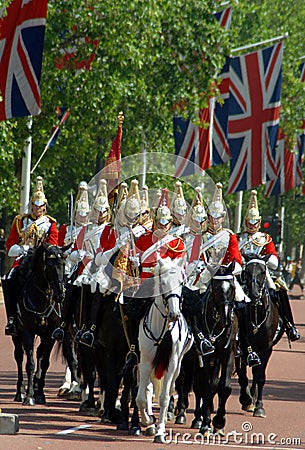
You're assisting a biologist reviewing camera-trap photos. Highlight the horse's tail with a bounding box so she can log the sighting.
[152,330,172,380]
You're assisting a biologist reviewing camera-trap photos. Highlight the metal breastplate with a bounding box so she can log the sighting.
[203,230,230,264]
[239,232,267,257]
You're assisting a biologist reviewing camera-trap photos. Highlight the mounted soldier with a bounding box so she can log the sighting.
[3,176,58,336]
[238,190,300,343]
[171,180,188,235]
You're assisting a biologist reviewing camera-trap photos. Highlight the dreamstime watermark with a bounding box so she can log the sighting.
[163,421,301,446]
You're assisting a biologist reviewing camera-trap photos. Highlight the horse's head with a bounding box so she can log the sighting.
[154,256,185,322]
[33,243,67,303]
[209,262,236,327]
[243,254,269,301]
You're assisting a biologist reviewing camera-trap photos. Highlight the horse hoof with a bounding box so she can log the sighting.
[23,397,35,406]
[254,407,266,418]
[199,427,212,437]
[191,418,202,429]
[14,393,23,402]
[35,394,46,404]
[242,404,255,412]
[128,426,142,436]
[117,421,129,431]
[175,414,186,425]
[67,392,81,401]
[154,433,167,444]
[145,425,156,436]
[213,427,225,437]
[57,388,69,397]
[79,406,98,416]
[167,411,175,421]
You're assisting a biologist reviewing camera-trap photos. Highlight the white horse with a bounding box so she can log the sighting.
[136,256,193,443]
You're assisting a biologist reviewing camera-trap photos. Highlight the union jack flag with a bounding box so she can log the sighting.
[265,130,296,197]
[227,42,283,194]
[0,0,48,121]
[173,6,232,177]
[212,57,232,166]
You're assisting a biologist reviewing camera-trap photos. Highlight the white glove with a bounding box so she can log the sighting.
[266,254,279,271]
[232,261,242,275]
[8,244,28,258]
[130,255,140,267]
[69,249,86,263]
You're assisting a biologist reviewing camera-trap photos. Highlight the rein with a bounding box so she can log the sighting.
[203,274,236,348]
[244,259,271,334]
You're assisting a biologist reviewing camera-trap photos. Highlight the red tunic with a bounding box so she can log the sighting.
[188,231,242,266]
[135,231,186,279]
[6,214,58,268]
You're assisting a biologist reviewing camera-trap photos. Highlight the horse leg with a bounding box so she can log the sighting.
[252,352,270,418]
[62,332,81,400]
[212,355,234,436]
[198,365,213,437]
[12,335,25,402]
[154,358,182,444]
[191,355,204,429]
[100,351,122,424]
[78,347,97,415]
[34,337,55,404]
[136,359,154,427]
[236,356,254,412]
[22,331,36,406]
[117,369,132,432]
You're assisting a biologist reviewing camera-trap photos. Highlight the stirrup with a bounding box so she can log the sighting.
[287,326,300,342]
[247,351,261,367]
[198,335,215,356]
[79,331,95,348]
[74,325,87,343]
[5,318,17,337]
[52,327,65,342]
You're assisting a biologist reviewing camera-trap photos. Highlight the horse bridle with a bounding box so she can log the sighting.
[204,273,236,348]
[244,259,271,333]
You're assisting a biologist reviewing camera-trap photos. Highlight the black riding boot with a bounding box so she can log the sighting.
[52,283,78,342]
[122,315,139,378]
[271,289,300,342]
[79,291,105,348]
[2,276,18,336]
[189,316,214,357]
[237,305,261,367]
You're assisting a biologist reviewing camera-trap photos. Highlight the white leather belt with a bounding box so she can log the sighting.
[142,266,155,273]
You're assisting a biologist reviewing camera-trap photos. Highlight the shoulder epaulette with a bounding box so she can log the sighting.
[46,215,57,223]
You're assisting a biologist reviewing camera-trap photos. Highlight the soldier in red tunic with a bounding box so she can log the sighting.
[3,176,58,336]
[238,190,300,343]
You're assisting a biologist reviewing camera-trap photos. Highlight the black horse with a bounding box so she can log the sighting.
[182,262,238,436]
[10,243,68,405]
[236,254,279,418]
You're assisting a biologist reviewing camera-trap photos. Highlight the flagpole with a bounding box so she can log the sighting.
[231,32,289,55]
[31,125,59,174]
[20,117,33,214]
[234,190,243,233]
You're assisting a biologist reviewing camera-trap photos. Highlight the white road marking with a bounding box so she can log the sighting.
[56,424,92,435]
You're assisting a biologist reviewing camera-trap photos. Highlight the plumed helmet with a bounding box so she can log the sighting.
[190,187,207,223]
[208,182,225,219]
[31,176,48,206]
[93,179,110,212]
[244,190,261,224]
[172,181,187,217]
[155,188,173,225]
[140,185,150,213]
[75,181,90,217]
[124,179,141,222]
